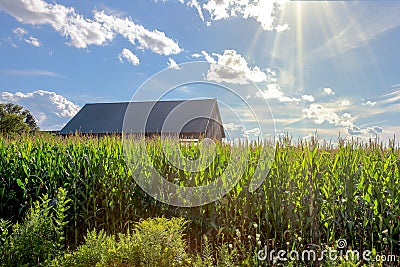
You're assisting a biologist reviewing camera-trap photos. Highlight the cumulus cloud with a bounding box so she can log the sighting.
[256,84,300,103]
[362,100,376,107]
[346,125,382,137]
[323,87,335,95]
[223,122,243,131]
[200,49,299,103]
[202,0,290,31]
[302,102,383,138]
[118,48,139,66]
[243,127,260,138]
[0,0,181,55]
[167,58,180,69]
[302,94,315,102]
[223,123,261,140]
[203,0,230,20]
[201,50,216,64]
[241,0,289,31]
[346,125,362,136]
[0,90,80,130]
[204,49,269,84]
[191,53,202,58]
[24,36,42,47]
[340,99,351,106]
[342,112,351,119]
[275,23,289,32]
[0,0,114,48]
[366,126,383,135]
[12,26,42,47]
[302,103,353,127]
[223,122,244,140]
[94,11,182,55]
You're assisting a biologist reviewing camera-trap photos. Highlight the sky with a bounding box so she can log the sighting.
[0,0,399,143]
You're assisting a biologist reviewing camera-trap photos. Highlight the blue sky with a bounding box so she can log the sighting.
[0,0,399,143]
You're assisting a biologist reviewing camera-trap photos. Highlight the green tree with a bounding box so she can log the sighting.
[0,103,39,134]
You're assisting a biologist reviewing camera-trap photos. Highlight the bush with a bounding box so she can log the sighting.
[63,217,190,267]
[0,188,69,266]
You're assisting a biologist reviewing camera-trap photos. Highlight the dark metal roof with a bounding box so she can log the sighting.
[59,99,225,137]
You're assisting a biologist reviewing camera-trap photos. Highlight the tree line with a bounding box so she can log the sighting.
[0,103,38,134]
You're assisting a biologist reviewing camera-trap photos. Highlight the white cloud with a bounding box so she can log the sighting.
[167,58,180,69]
[0,0,182,55]
[191,53,202,58]
[204,49,269,84]
[201,0,290,32]
[201,50,216,64]
[94,11,182,55]
[275,24,289,32]
[302,102,384,138]
[201,49,299,102]
[203,0,230,20]
[346,125,383,137]
[223,122,243,131]
[277,69,294,86]
[223,123,262,140]
[118,48,139,66]
[348,90,400,121]
[11,27,42,47]
[302,103,351,127]
[13,27,27,39]
[1,69,60,77]
[256,84,300,103]
[378,89,400,106]
[243,127,260,138]
[0,90,80,130]
[392,83,400,89]
[175,86,190,93]
[362,100,376,107]
[0,0,114,48]
[6,37,18,48]
[346,125,362,136]
[24,36,42,47]
[340,99,351,106]
[302,94,315,102]
[323,87,335,95]
[366,126,382,135]
[241,0,289,31]
[223,122,244,140]
[188,0,204,21]
[342,112,351,119]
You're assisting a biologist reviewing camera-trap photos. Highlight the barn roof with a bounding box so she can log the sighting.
[59,99,225,137]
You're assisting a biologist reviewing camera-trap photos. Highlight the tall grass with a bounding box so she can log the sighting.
[0,134,399,260]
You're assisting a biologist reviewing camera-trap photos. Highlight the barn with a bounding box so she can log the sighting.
[59,99,225,141]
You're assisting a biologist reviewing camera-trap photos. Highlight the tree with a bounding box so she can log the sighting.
[0,103,39,134]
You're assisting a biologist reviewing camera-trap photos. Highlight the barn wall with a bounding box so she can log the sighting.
[204,102,224,141]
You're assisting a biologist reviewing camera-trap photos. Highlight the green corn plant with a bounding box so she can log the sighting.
[0,133,399,265]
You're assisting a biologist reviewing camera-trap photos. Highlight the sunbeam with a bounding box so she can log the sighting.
[308,1,382,85]
[294,1,304,93]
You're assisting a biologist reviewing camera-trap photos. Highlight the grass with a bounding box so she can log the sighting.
[0,133,399,265]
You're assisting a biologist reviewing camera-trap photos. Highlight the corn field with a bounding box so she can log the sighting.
[0,134,399,259]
